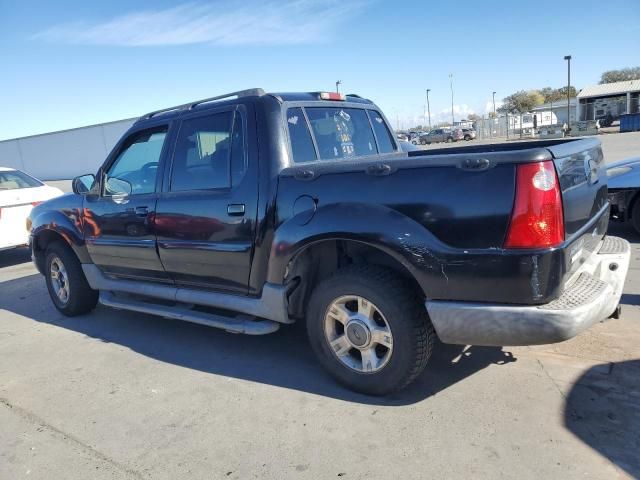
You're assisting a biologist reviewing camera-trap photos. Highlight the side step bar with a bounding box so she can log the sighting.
[99,292,280,335]
[82,264,293,324]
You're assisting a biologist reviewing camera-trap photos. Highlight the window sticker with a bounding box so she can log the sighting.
[288,115,299,125]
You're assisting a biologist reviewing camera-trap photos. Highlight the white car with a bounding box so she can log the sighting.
[0,167,64,251]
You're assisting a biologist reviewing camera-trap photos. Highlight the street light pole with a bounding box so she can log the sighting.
[492,91,496,118]
[425,89,432,130]
[335,80,342,94]
[564,55,572,133]
[449,74,454,126]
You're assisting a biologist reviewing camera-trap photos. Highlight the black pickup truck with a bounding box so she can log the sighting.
[29,89,630,395]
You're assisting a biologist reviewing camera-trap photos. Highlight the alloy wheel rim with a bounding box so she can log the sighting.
[323,295,393,373]
[50,256,70,305]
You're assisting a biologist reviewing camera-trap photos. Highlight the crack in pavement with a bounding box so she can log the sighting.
[0,397,144,480]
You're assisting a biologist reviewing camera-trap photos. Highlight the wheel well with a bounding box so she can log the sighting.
[627,190,640,221]
[285,240,423,320]
[32,230,71,274]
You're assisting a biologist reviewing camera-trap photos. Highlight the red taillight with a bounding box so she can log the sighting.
[504,160,564,249]
[31,201,42,207]
[319,92,346,101]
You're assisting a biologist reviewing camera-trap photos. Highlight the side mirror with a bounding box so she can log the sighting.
[72,174,96,194]
[105,177,133,197]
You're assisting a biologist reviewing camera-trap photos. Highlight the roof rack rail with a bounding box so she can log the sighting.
[141,88,265,120]
[345,93,363,98]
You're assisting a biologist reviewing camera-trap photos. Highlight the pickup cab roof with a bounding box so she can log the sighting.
[133,88,374,125]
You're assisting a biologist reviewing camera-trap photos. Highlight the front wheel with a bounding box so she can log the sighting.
[306,266,435,395]
[45,242,98,316]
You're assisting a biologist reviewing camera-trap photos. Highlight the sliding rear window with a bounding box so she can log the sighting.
[286,107,396,163]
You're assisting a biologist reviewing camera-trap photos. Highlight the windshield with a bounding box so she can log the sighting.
[0,170,43,190]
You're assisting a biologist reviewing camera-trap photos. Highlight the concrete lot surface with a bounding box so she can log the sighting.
[1,228,639,480]
[1,132,638,479]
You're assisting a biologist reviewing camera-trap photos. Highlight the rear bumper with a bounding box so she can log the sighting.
[426,236,630,346]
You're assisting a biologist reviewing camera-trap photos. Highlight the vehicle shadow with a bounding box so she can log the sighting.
[0,272,516,406]
[564,360,640,477]
[0,247,31,268]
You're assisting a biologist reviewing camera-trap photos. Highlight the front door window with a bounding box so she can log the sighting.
[105,128,167,196]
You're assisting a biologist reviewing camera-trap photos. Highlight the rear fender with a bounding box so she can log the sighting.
[267,202,450,295]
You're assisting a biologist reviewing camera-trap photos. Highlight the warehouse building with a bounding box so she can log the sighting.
[577,79,640,123]
[0,118,135,180]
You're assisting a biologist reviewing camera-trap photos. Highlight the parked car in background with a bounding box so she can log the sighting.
[419,128,461,144]
[396,133,408,142]
[607,156,640,233]
[462,128,477,141]
[0,167,63,251]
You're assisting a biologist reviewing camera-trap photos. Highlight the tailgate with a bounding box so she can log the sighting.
[548,138,608,238]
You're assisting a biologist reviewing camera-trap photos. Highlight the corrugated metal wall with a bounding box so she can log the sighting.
[0,118,135,180]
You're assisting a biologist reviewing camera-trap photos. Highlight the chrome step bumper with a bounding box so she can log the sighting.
[426,236,631,346]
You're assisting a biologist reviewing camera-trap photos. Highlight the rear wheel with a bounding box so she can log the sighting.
[45,242,98,316]
[464,134,471,141]
[447,137,453,143]
[306,265,435,395]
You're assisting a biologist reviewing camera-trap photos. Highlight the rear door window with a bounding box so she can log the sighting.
[171,112,233,191]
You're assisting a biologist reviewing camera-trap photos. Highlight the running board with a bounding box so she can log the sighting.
[99,292,280,335]
[82,264,293,324]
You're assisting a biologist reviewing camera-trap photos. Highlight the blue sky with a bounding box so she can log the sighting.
[1,0,639,140]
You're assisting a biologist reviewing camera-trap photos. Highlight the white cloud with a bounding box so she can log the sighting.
[32,0,368,47]
[484,100,503,115]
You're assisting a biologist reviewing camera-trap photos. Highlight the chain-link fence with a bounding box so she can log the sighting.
[473,112,566,140]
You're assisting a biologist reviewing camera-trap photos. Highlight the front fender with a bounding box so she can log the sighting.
[266,202,452,295]
[30,194,90,263]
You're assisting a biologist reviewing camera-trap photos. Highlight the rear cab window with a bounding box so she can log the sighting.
[286,105,397,164]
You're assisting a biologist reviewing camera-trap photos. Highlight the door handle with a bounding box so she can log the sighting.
[227,204,245,216]
[135,206,149,217]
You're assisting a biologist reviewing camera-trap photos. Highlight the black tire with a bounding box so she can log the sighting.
[631,196,640,235]
[306,265,435,395]
[45,242,98,316]
[446,137,453,143]
[464,135,471,141]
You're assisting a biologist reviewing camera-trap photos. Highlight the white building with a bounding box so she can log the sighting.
[530,98,577,126]
[0,118,135,180]
[577,79,640,122]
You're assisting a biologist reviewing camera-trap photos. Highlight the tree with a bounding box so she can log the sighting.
[540,86,577,103]
[600,67,640,84]
[498,90,545,114]
[467,113,482,121]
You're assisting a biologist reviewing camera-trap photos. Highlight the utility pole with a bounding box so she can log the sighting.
[449,74,455,126]
[564,55,572,133]
[492,91,497,137]
[335,80,342,94]
[425,89,432,130]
